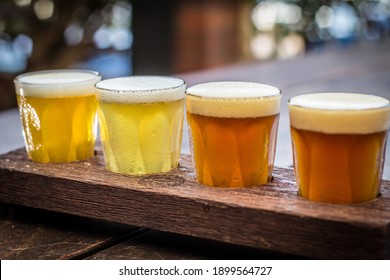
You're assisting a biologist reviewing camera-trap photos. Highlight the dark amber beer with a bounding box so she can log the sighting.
[289,93,390,203]
[186,82,281,188]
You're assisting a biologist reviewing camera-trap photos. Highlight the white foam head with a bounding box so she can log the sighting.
[95,76,186,103]
[14,69,101,98]
[289,93,390,134]
[186,81,281,118]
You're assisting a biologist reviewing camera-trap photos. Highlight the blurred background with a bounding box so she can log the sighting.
[0,0,389,111]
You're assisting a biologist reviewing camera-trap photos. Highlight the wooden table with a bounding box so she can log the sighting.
[1,41,390,260]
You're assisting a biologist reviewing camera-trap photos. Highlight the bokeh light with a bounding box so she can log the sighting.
[250,0,390,60]
[0,0,389,74]
[33,0,55,21]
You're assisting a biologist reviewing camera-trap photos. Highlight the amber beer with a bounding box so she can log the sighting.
[14,70,101,163]
[289,93,390,204]
[186,81,281,188]
[95,76,186,175]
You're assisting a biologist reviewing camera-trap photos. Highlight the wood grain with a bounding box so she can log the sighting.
[88,230,304,260]
[0,203,142,260]
[1,147,390,259]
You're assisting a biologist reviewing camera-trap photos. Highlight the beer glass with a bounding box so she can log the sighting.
[14,69,101,163]
[95,76,186,175]
[186,81,281,188]
[289,93,390,204]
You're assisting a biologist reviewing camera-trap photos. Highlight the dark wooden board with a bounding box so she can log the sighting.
[1,148,390,259]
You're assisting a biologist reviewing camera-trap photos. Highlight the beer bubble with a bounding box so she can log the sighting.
[289,92,389,110]
[14,70,101,98]
[186,81,281,118]
[187,81,280,98]
[95,76,186,104]
[289,93,390,134]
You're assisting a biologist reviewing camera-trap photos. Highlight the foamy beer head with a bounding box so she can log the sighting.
[14,69,101,163]
[289,93,390,134]
[186,82,281,188]
[95,76,186,103]
[95,76,186,175]
[186,81,281,117]
[14,69,101,97]
[289,93,390,203]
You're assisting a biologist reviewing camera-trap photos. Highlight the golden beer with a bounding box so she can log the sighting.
[14,70,101,163]
[289,93,390,204]
[186,81,281,188]
[95,76,186,175]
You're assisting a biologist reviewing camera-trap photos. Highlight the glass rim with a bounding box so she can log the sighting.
[94,75,186,93]
[14,69,101,86]
[185,91,282,100]
[185,81,281,99]
[288,92,390,111]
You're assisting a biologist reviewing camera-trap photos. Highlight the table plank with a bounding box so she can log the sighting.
[1,148,389,259]
[179,41,390,99]
[0,203,143,260]
[88,230,304,260]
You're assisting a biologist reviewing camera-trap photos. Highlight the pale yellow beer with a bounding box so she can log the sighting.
[289,93,390,203]
[186,82,281,188]
[14,70,101,163]
[95,76,186,175]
